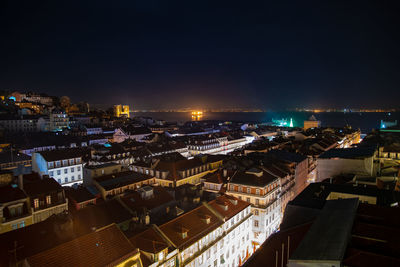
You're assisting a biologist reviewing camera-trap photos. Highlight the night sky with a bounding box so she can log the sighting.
[1,1,400,110]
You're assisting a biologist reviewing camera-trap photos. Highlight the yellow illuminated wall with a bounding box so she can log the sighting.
[114,105,130,118]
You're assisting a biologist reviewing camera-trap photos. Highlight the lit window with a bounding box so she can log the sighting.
[46,195,51,205]
[34,198,39,208]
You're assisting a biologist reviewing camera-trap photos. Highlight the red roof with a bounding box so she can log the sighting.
[27,224,138,267]
[208,194,250,220]
[158,204,222,249]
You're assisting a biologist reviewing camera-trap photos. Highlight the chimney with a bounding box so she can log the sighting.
[18,174,23,190]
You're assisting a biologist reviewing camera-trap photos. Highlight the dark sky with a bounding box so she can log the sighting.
[1,0,400,110]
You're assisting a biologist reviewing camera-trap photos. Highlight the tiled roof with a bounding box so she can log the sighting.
[95,171,153,191]
[23,178,63,196]
[64,186,96,203]
[72,199,133,236]
[158,204,222,249]
[37,148,85,162]
[0,151,31,164]
[129,227,169,254]
[27,224,138,267]
[229,169,277,187]
[120,186,174,213]
[208,195,250,220]
[0,185,27,203]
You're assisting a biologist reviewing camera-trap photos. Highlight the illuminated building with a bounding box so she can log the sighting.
[272,118,294,127]
[191,110,203,121]
[49,108,69,131]
[303,115,321,130]
[226,168,282,249]
[114,104,130,118]
[0,185,33,234]
[129,195,253,267]
[316,147,377,182]
[24,177,68,223]
[32,149,84,186]
[0,115,40,132]
[380,120,397,129]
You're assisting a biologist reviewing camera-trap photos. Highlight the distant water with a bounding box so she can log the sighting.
[132,111,399,134]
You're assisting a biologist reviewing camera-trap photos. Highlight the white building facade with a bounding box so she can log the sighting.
[32,150,84,186]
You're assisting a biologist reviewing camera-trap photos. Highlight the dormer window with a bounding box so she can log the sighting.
[199,213,211,224]
[177,226,189,239]
[217,199,229,211]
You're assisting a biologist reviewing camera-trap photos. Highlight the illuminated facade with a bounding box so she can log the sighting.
[303,115,321,130]
[49,109,69,131]
[114,104,130,118]
[191,111,203,121]
[226,168,282,249]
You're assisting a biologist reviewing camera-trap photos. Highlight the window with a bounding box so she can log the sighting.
[247,187,250,193]
[78,174,81,179]
[65,177,68,183]
[77,166,81,171]
[256,199,260,205]
[46,195,51,205]
[49,171,54,176]
[256,189,260,195]
[254,220,259,227]
[57,170,61,175]
[58,179,61,183]
[48,162,54,168]
[254,210,259,215]
[69,159,74,165]
[71,176,75,181]
[34,198,39,208]
[71,167,74,172]
[76,158,81,163]
[62,160,67,166]
[246,197,250,203]
[64,169,68,174]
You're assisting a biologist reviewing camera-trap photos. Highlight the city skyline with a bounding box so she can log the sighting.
[1,1,400,109]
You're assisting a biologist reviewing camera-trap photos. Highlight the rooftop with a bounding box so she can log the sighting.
[23,178,63,196]
[26,224,138,267]
[0,185,27,203]
[319,146,376,159]
[229,169,277,187]
[95,171,153,191]
[158,204,222,249]
[290,198,359,262]
[37,148,85,162]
